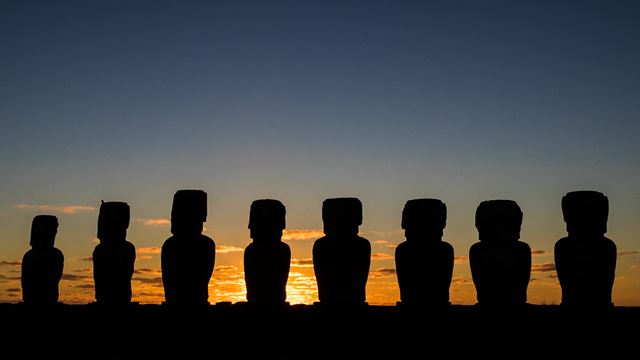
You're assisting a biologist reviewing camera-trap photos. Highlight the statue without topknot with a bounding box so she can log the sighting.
[313,198,371,305]
[469,200,531,307]
[395,199,454,307]
[161,190,216,305]
[244,199,291,305]
[554,191,616,308]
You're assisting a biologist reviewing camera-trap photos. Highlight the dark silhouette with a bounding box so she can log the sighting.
[470,200,531,307]
[161,190,216,305]
[313,198,371,305]
[555,191,616,308]
[395,198,454,306]
[244,199,291,305]
[21,215,64,305]
[93,201,136,304]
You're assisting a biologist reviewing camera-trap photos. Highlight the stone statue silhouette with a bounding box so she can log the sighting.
[161,190,216,305]
[313,198,371,305]
[555,190,616,308]
[470,200,531,307]
[395,199,454,306]
[244,199,291,305]
[93,201,136,304]
[21,215,64,305]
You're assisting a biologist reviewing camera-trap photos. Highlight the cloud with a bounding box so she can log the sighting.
[5,288,20,292]
[75,284,95,289]
[0,274,20,281]
[137,247,161,255]
[618,250,638,257]
[385,244,398,249]
[371,253,394,261]
[454,256,468,264]
[61,273,91,281]
[133,277,163,285]
[134,268,162,275]
[291,258,314,267]
[373,240,388,245]
[452,277,470,284]
[0,260,21,266]
[531,250,548,256]
[77,257,93,262]
[216,245,243,254]
[282,229,324,241]
[630,264,640,270]
[73,268,92,273]
[136,218,170,226]
[14,203,95,214]
[370,268,396,278]
[531,263,556,272]
[215,265,238,272]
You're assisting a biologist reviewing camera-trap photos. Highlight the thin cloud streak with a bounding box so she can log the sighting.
[291,258,313,267]
[137,218,170,226]
[14,203,95,214]
[532,250,548,256]
[531,263,556,272]
[371,253,394,261]
[0,260,21,266]
[618,250,638,256]
[216,245,244,254]
[282,229,324,241]
[137,247,161,255]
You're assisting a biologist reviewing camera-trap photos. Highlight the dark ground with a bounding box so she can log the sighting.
[2,303,637,359]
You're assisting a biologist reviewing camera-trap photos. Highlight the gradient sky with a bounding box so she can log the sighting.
[1,0,639,305]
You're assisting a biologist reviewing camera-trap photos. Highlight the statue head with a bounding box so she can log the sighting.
[97,201,130,243]
[171,190,207,235]
[402,198,446,242]
[249,199,286,242]
[562,190,608,237]
[475,200,523,243]
[30,215,58,249]
[322,197,362,236]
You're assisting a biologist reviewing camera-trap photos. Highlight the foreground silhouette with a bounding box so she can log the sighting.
[313,198,371,305]
[555,191,616,308]
[470,200,531,307]
[93,201,136,304]
[21,215,64,305]
[244,199,291,305]
[162,190,216,305]
[396,199,453,306]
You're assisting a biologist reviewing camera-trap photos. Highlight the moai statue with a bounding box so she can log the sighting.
[244,199,291,305]
[161,190,216,305]
[555,191,616,308]
[470,200,531,307]
[22,215,64,305]
[395,199,454,307]
[93,201,136,304]
[313,198,371,305]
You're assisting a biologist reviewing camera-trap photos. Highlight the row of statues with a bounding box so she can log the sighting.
[20,190,616,308]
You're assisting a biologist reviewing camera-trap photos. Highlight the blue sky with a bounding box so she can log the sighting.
[1,1,639,304]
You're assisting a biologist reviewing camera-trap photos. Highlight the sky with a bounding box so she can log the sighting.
[0,0,639,305]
